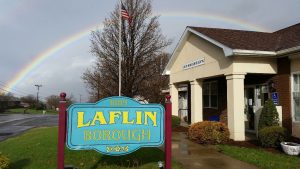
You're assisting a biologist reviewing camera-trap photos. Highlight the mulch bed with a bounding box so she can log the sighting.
[226,137,300,154]
[172,126,189,132]
[226,139,283,154]
[172,125,300,155]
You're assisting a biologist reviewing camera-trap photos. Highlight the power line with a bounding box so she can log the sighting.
[0,87,26,97]
[0,82,32,96]
[0,80,49,99]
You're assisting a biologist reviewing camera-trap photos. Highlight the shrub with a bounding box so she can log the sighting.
[0,154,9,169]
[188,121,229,144]
[258,99,279,130]
[172,115,181,128]
[258,126,288,148]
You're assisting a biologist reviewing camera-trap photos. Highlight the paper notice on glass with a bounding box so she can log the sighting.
[248,99,253,106]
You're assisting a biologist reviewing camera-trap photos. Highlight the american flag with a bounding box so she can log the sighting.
[121,3,131,23]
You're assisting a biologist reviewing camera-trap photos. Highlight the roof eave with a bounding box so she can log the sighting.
[162,27,234,75]
[163,27,191,75]
[163,27,300,75]
[231,49,276,56]
[277,46,300,55]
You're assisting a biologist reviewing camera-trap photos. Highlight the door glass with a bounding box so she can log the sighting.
[255,86,262,107]
[293,74,300,121]
[259,85,269,106]
[245,87,255,130]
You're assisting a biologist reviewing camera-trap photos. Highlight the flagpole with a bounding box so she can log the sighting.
[118,0,122,96]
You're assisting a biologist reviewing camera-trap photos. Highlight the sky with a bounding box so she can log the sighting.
[0,0,299,102]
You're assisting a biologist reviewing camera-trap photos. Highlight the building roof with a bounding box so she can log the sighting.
[163,23,300,75]
[189,23,300,51]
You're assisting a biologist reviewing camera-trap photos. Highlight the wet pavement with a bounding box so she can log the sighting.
[0,113,58,141]
[172,132,258,169]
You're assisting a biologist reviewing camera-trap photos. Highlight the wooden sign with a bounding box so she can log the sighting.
[66,96,165,156]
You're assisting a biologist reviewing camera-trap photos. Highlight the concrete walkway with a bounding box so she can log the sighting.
[172,132,259,169]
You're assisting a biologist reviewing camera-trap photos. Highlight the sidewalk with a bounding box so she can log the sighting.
[172,132,259,169]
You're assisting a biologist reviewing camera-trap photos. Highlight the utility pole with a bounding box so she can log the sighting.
[79,94,82,103]
[35,84,42,106]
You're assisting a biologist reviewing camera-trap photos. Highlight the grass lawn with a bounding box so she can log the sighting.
[7,108,58,115]
[0,127,184,169]
[217,144,300,169]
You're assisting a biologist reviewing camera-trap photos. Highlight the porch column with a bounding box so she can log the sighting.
[170,84,179,116]
[190,80,203,123]
[226,73,246,141]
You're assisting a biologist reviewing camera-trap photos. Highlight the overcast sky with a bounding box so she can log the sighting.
[0,0,299,102]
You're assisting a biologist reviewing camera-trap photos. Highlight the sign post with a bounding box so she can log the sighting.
[58,95,167,168]
[165,95,172,169]
[57,92,67,169]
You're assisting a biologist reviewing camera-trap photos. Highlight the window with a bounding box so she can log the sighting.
[203,81,218,108]
[293,73,300,121]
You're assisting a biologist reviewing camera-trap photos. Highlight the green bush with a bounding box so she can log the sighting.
[0,154,9,169]
[258,99,279,130]
[172,115,181,128]
[188,121,229,144]
[258,126,288,148]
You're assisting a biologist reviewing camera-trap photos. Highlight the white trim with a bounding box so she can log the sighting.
[162,27,234,75]
[291,72,300,122]
[232,49,276,56]
[203,81,218,109]
[278,46,300,55]
[163,28,191,75]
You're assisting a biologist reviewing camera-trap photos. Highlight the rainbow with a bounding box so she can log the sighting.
[5,12,269,92]
[5,23,104,92]
[157,12,269,32]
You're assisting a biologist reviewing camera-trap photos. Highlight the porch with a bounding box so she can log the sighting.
[170,74,282,141]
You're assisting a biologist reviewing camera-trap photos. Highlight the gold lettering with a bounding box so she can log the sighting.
[103,130,111,140]
[84,130,92,141]
[144,112,157,126]
[132,129,140,141]
[136,111,142,125]
[109,100,128,106]
[112,130,121,140]
[77,112,91,128]
[122,130,130,141]
[93,130,101,140]
[90,112,107,126]
[109,111,121,124]
[122,111,134,124]
[141,129,151,141]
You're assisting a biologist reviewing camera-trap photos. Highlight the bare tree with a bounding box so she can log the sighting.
[0,92,18,101]
[45,95,60,110]
[82,0,171,101]
[82,67,102,102]
[46,94,75,109]
[139,52,170,103]
[20,95,36,108]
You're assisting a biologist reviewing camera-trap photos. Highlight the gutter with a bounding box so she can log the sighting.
[277,46,300,55]
[231,49,276,56]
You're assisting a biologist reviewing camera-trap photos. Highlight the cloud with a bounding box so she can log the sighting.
[1,0,299,102]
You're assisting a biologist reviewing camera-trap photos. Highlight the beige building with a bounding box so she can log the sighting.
[163,23,300,141]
